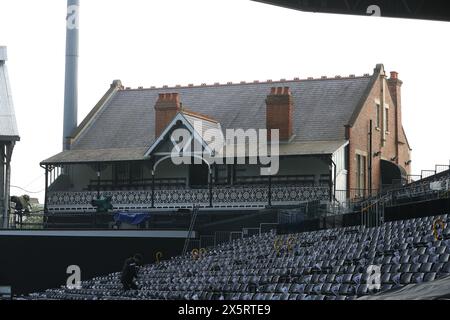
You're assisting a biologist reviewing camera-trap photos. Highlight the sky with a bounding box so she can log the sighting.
[0,0,449,203]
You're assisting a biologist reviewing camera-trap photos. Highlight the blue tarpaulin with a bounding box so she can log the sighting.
[114,212,150,225]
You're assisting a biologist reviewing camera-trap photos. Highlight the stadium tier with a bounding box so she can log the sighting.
[23,214,450,301]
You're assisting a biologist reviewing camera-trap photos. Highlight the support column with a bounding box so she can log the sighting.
[3,143,13,229]
[96,163,101,199]
[43,165,49,213]
[0,143,5,228]
[330,157,337,202]
[3,159,10,229]
[209,166,213,208]
[268,175,272,207]
[368,120,373,196]
[151,158,155,208]
[329,157,333,202]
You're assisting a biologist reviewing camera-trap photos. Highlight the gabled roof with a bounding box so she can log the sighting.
[70,73,373,151]
[145,111,221,157]
[0,46,20,142]
[42,67,378,164]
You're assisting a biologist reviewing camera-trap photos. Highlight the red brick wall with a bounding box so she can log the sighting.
[348,71,411,195]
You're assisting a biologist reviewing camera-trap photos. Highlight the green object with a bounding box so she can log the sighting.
[91,196,113,213]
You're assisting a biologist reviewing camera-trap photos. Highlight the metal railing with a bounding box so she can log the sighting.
[46,184,330,213]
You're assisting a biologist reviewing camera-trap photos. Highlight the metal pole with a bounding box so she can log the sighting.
[151,171,155,208]
[63,0,79,150]
[96,163,101,199]
[328,158,333,202]
[0,143,4,229]
[369,120,373,196]
[209,166,213,208]
[44,165,49,213]
[268,175,272,207]
[3,146,11,229]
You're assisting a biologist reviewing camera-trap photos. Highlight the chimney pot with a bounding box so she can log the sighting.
[390,71,399,80]
[111,80,122,88]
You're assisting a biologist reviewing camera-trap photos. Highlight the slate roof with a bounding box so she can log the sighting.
[0,46,20,141]
[43,68,377,164]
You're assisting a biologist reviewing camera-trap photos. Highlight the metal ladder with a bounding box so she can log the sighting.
[182,205,199,256]
[361,194,389,228]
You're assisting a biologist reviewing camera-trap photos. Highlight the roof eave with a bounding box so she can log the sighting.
[0,135,20,142]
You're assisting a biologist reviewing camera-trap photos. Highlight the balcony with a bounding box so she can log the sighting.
[47,184,331,213]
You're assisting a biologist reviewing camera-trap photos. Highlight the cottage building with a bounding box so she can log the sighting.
[41,64,411,213]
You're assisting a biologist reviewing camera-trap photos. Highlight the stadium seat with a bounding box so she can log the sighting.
[23,213,450,301]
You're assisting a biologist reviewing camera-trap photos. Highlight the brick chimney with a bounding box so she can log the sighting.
[154,93,182,137]
[266,87,294,141]
[387,71,403,163]
[387,71,402,108]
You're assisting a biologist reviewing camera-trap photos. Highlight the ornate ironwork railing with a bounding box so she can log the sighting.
[46,185,330,213]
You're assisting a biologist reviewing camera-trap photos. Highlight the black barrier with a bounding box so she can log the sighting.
[0,232,186,295]
[277,211,361,234]
[385,198,450,222]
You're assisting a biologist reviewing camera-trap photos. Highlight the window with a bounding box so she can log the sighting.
[376,104,381,128]
[114,163,129,185]
[385,107,389,132]
[130,162,143,182]
[356,154,366,196]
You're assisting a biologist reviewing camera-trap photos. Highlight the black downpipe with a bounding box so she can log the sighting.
[369,120,373,196]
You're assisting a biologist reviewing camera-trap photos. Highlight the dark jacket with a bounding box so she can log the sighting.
[121,258,138,282]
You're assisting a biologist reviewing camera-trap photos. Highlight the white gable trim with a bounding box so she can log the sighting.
[144,112,213,157]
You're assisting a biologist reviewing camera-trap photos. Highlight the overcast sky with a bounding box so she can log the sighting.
[1,0,449,202]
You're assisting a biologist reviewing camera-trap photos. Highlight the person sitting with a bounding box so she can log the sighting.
[121,254,142,291]
[133,253,143,266]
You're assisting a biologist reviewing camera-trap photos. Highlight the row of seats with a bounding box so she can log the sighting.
[24,214,449,300]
